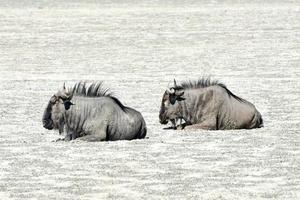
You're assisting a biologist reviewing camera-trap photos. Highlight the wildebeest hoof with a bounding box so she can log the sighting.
[163,126,176,130]
[176,126,184,130]
[52,138,65,142]
[176,123,186,130]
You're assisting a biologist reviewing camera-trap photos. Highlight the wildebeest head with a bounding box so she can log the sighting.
[159,79,185,125]
[42,83,74,134]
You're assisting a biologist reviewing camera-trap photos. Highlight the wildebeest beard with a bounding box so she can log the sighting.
[159,86,185,126]
[159,102,168,124]
[42,95,69,134]
[42,100,54,130]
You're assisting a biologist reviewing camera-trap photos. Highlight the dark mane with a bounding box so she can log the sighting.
[174,78,245,102]
[176,78,220,90]
[71,82,126,109]
[72,82,112,97]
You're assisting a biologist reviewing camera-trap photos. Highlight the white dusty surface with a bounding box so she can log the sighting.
[0,1,300,199]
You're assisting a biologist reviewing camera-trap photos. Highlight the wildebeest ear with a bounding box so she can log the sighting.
[176,91,185,101]
[176,96,185,101]
[63,100,74,110]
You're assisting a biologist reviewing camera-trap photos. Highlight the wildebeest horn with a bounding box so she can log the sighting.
[63,82,66,90]
[174,79,177,87]
[168,87,175,94]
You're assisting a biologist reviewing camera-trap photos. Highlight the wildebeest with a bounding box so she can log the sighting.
[159,78,263,130]
[42,82,147,141]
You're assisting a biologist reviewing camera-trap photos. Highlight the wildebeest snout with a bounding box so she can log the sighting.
[160,119,168,124]
[159,114,168,124]
[43,120,53,130]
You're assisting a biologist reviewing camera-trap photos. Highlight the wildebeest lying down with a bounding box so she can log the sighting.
[159,78,263,130]
[42,82,147,141]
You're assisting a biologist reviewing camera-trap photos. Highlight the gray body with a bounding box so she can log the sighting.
[159,79,263,130]
[43,82,147,141]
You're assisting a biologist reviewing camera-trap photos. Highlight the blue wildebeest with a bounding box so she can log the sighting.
[42,82,147,141]
[159,78,263,130]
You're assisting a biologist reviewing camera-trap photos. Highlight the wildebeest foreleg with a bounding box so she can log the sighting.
[176,117,187,130]
[170,117,186,130]
[64,126,76,141]
[64,134,72,141]
[65,131,77,141]
[171,119,177,129]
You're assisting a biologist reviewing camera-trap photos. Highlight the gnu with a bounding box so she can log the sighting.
[42,82,147,141]
[159,78,263,130]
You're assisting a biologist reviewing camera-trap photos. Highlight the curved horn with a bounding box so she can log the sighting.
[169,87,175,94]
[166,88,175,94]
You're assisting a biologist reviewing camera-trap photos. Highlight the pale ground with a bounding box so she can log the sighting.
[0,1,299,199]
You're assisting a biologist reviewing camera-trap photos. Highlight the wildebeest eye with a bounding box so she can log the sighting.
[169,93,185,105]
[63,101,74,110]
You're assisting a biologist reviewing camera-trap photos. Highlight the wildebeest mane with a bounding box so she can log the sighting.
[72,82,111,97]
[175,78,245,102]
[71,82,126,110]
